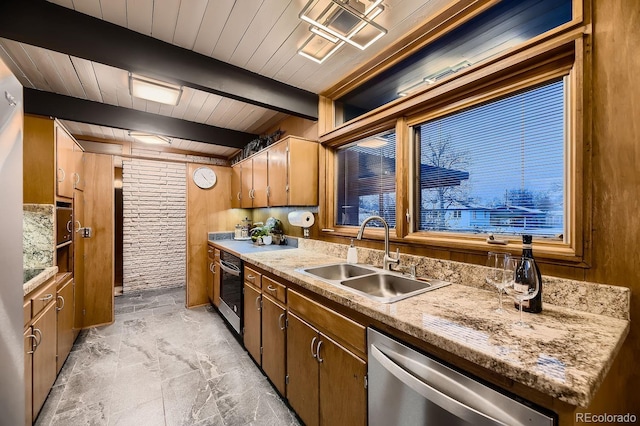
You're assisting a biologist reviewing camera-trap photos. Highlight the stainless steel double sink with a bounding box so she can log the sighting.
[296,263,450,303]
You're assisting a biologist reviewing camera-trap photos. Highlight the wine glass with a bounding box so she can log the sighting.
[504,256,540,328]
[486,252,510,313]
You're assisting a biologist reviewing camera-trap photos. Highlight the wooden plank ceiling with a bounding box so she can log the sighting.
[0,0,450,157]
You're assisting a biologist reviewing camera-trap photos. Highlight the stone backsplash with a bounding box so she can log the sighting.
[23,204,55,269]
[298,239,631,320]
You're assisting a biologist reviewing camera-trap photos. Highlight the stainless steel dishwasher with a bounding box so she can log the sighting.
[368,328,555,426]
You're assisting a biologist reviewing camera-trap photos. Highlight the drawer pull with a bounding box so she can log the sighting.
[311,336,317,359]
[247,274,255,281]
[73,172,80,185]
[267,285,277,292]
[56,295,65,311]
[39,293,53,302]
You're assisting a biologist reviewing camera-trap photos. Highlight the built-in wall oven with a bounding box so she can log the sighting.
[218,250,243,335]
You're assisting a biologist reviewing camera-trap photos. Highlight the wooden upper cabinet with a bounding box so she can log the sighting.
[55,123,75,199]
[231,164,242,208]
[252,151,269,207]
[72,141,85,191]
[241,160,253,208]
[23,115,82,203]
[287,137,319,206]
[267,141,288,206]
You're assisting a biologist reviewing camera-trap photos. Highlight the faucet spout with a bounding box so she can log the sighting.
[356,216,400,270]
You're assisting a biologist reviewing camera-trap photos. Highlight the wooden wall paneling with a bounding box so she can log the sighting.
[23,115,55,204]
[82,153,114,327]
[580,0,640,415]
[186,164,233,308]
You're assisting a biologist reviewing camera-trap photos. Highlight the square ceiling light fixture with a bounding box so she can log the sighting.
[129,73,183,105]
[298,0,386,63]
[128,131,172,145]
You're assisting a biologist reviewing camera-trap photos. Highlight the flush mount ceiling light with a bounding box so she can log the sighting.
[129,73,183,105]
[298,0,386,63]
[128,131,172,145]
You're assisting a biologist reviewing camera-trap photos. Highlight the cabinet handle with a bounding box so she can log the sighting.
[58,167,65,183]
[246,274,255,282]
[310,336,318,359]
[39,293,53,302]
[73,172,80,185]
[237,191,241,200]
[278,313,286,330]
[33,328,42,349]
[56,295,65,311]
[266,186,270,198]
[316,340,324,363]
[209,262,215,273]
[75,220,82,232]
[67,220,73,233]
[255,295,261,311]
[250,189,255,199]
[267,285,277,293]
[27,334,38,354]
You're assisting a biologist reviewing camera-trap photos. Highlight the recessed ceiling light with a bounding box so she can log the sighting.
[129,73,183,105]
[128,131,172,145]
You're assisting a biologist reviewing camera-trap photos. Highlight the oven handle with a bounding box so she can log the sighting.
[219,260,241,277]
[370,345,514,426]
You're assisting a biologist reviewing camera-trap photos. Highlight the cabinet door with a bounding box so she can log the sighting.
[318,333,367,426]
[231,164,242,208]
[241,160,253,208]
[73,141,85,190]
[252,151,269,207]
[286,313,319,426]
[267,141,288,206]
[56,278,75,373]
[32,301,57,419]
[213,260,221,307]
[288,139,319,206]
[55,123,75,198]
[207,257,215,304]
[261,296,286,395]
[243,283,262,365]
[73,191,85,335]
[24,328,34,426]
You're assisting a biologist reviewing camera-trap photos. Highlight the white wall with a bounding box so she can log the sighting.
[122,158,187,293]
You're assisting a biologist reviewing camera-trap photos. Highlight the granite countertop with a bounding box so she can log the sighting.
[23,266,58,296]
[239,248,629,408]
[208,238,295,257]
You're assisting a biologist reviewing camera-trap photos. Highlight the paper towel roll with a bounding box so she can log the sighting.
[288,211,315,228]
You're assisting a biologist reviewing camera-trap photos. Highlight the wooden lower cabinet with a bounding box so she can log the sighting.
[213,260,221,307]
[56,277,75,373]
[207,258,214,304]
[24,328,34,426]
[286,312,366,426]
[32,301,57,419]
[243,283,262,364]
[261,295,286,395]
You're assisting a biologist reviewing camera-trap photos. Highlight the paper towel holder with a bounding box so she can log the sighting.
[288,211,315,238]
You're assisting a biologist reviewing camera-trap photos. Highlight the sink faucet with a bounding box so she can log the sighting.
[356,216,400,271]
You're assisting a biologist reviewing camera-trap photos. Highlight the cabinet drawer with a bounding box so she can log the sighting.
[262,276,286,304]
[288,289,366,359]
[244,266,262,289]
[214,249,220,260]
[31,278,56,318]
[24,299,32,327]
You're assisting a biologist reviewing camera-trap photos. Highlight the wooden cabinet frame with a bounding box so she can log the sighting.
[317,4,592,268]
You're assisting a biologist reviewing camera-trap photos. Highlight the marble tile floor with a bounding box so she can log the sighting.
[35,287,301,426]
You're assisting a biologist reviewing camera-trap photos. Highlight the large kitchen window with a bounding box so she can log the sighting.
[335,130,397,227]
[412,79,566,238]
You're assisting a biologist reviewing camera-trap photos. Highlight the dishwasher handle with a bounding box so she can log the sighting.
[371,345,514,426]
[219,260,241,277]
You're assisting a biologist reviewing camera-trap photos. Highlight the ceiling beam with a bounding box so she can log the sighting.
[24,89,255,149]
[0,0,318,120]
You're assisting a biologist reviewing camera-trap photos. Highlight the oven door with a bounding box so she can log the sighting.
[218,253,243,335]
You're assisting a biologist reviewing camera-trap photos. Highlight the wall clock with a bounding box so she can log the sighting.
[192,167,217,189]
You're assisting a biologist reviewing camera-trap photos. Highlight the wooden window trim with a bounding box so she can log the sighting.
[319,29,590,266]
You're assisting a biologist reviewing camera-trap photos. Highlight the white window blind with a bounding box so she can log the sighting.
[335,131,397,227]
[414,79,565,236]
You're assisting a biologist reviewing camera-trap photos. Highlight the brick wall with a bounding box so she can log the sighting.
[122,158,186,293]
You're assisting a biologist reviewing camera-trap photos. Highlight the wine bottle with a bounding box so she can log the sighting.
[514,235,543,313]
